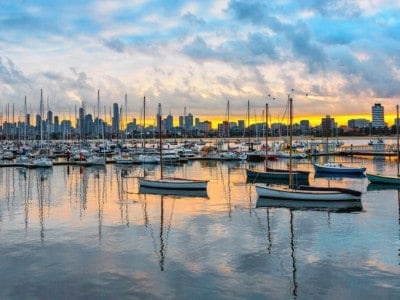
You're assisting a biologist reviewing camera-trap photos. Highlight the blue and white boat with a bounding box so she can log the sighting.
[314,162,366,174]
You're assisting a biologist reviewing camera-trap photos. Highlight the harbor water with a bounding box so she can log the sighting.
[0,150,399,299]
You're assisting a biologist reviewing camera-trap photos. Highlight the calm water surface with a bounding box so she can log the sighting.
[0,151,399,299]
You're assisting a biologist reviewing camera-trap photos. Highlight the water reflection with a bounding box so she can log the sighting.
[314,172,366,179]
[367,183,400,191]
[256,197,364,297]
[139,187,208,198]
[256,198,363,212]
[0,153,399,298]
[34,168,52,243]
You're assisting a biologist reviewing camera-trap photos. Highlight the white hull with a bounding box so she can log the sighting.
[256,185,361,201]
[32,157,53,168]
[139,178,208,190]
[115,157,134,164]
[134,154,160,164]
[86,156,106,166]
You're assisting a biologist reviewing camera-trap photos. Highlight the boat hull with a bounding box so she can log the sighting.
[366,173,400,185]
[139,178,208,190]
[32,157,53,168]
[314,164,366,174]
[246,168,309,183]
[255,185,361,201]
[139,186,208,197]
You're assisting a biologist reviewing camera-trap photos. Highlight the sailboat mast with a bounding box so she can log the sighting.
[158,103,163,179]
[40,89,43,146]
[247,100,250,148]
[265,102,269,171]
[289,96,293,188]
[97,89,100,140]
[397,105,399,177]
[125,94,128,142]
[143,96,146,151]
[24,95,27,142]
[227,100,230,139]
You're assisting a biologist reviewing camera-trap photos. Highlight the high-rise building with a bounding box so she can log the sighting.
[300,120,310,135]
[112,103,120,134]
[54,116,60,134]
[165,114,173,131]
[185,113,193,129]
[371,103,385,128]
[321,115,336,136]
[79,107,85,138]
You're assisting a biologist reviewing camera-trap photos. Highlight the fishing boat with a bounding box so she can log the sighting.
[255,94,362,201]
[139,103,208,191]
[314,162,366,174]
[246,100,310,185]
[366,104,400,185]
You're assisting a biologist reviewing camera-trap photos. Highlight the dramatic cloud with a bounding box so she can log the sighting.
[1,0,400,124]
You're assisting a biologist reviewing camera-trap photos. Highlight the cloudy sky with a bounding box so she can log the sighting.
[1,0,400,125]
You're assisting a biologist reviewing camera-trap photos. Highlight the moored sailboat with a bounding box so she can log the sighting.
[246,99,310,185]
[139,103,208,191]
[314,162,366,174]
[255,94,362,201]
[366,104,400,185]
[32,89,53,168]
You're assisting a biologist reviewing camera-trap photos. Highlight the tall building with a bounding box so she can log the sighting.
[321,115,336,136]
[79,107,85,138]
[238,120,245,132]
[60,120,72,137]
[112,102,120,134]
[185,113,193,129]
[371,103,385,128]
[165,114,173,131]
[54,116,60,134]
[300,120,310,135]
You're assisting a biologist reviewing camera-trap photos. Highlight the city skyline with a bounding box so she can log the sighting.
[1,1,400,122]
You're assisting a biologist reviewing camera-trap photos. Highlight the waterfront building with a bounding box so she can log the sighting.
[300,120,310,135]
[348,118,370,129]
[320,115,337,136]
[371,103,385,128]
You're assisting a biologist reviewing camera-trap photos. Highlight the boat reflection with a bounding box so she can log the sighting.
[367,183,400,191]
[314,172,366,179]
[139,186,208,198]
[256,197,363,212]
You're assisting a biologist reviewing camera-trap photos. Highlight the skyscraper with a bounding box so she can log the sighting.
[371,103,385,128]
[112,103,120,134]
